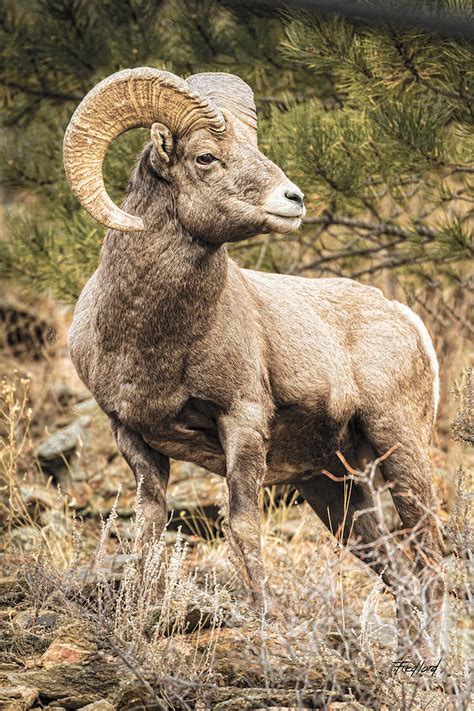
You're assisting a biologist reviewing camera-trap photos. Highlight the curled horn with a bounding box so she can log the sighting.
[63,67,226,232]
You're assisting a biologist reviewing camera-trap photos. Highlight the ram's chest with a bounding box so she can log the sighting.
[105,346,221,432]
[88,342,186,427]
[114,378,190,431]
[132,395,228,476]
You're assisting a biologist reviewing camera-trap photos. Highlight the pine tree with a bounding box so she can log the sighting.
[268,4,474,291]
[1,0,472,320]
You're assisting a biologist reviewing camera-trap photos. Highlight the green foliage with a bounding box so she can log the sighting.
[1,0,473,300]
[267,3,473,284]
[0,207,102,301]
[269,94,466,210]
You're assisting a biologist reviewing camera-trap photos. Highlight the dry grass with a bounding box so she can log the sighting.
[1,478,471,709]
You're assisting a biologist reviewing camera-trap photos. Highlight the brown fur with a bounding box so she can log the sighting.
[69,113,443,653]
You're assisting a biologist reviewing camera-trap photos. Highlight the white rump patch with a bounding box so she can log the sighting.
[394,301,440,417]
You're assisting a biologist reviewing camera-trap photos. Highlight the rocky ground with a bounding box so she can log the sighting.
[0,292,471,710]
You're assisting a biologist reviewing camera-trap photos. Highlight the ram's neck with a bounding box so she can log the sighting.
[96,158,228,344]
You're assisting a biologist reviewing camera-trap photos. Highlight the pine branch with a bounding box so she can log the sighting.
[1,0,471,302]
[302,214,440,241]
[351,253,462,279]
[448,165,474,175]
[391,33,474,104]
[295,237,406,273]
[1,80,82,102]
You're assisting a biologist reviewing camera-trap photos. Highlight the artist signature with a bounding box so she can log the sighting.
[392,658,442,677]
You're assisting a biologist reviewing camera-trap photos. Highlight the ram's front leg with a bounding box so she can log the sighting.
[109,416,170,551]
[219,409,268,610]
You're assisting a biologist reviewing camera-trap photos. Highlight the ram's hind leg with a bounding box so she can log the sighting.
[296,450,437,659]
[297,467,436,663]
[296,470,388,578]
[364,420,444,658]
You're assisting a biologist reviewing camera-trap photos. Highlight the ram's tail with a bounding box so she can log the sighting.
[394,301,440,421]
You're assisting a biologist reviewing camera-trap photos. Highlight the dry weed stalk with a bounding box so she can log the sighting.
[451,368,474,446]
[0,374,76,565]
[0,374,33,537]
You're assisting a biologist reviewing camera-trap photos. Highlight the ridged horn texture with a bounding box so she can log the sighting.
[63,67,226,232]
[186,72,257,134]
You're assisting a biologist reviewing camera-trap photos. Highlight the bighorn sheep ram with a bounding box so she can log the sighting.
[64,68,443,651]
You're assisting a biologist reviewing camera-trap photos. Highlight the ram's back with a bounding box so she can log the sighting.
[243,269,434,425]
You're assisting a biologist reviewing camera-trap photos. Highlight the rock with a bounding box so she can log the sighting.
[80,701,116,710]
[39,510,68,538]
[71,553,140,589]
[8,608,61,658]
[10,526,42,552]
[48,695,100,709]
[101,553,140,574]
[109,683,164,710]
[42,641,91,669]
[35,417,91,473]
[0,685,39,709]
[20,484,58,511]
[192,627,361,705]
[72,398,98,415]
[168,474,222,512]
[51,383,91,407]
[14,609,61,632]
[203,688,325,710]
[7,657,120,706]
[144,603,220,638]
[192,628,348,690]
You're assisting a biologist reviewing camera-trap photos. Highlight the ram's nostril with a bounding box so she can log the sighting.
[285,190,304,206]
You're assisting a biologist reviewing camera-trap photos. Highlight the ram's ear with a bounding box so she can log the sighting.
[150,122,174,165]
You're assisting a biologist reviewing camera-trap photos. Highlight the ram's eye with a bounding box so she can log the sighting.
[196,153,217,165]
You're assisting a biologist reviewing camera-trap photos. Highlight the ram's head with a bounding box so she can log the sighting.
[63,68,305,242]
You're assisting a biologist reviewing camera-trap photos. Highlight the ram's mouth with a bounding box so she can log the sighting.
[266,211,304,223]
[267,213,302,220]
[266,205,306,220]
[265,212,303,233]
